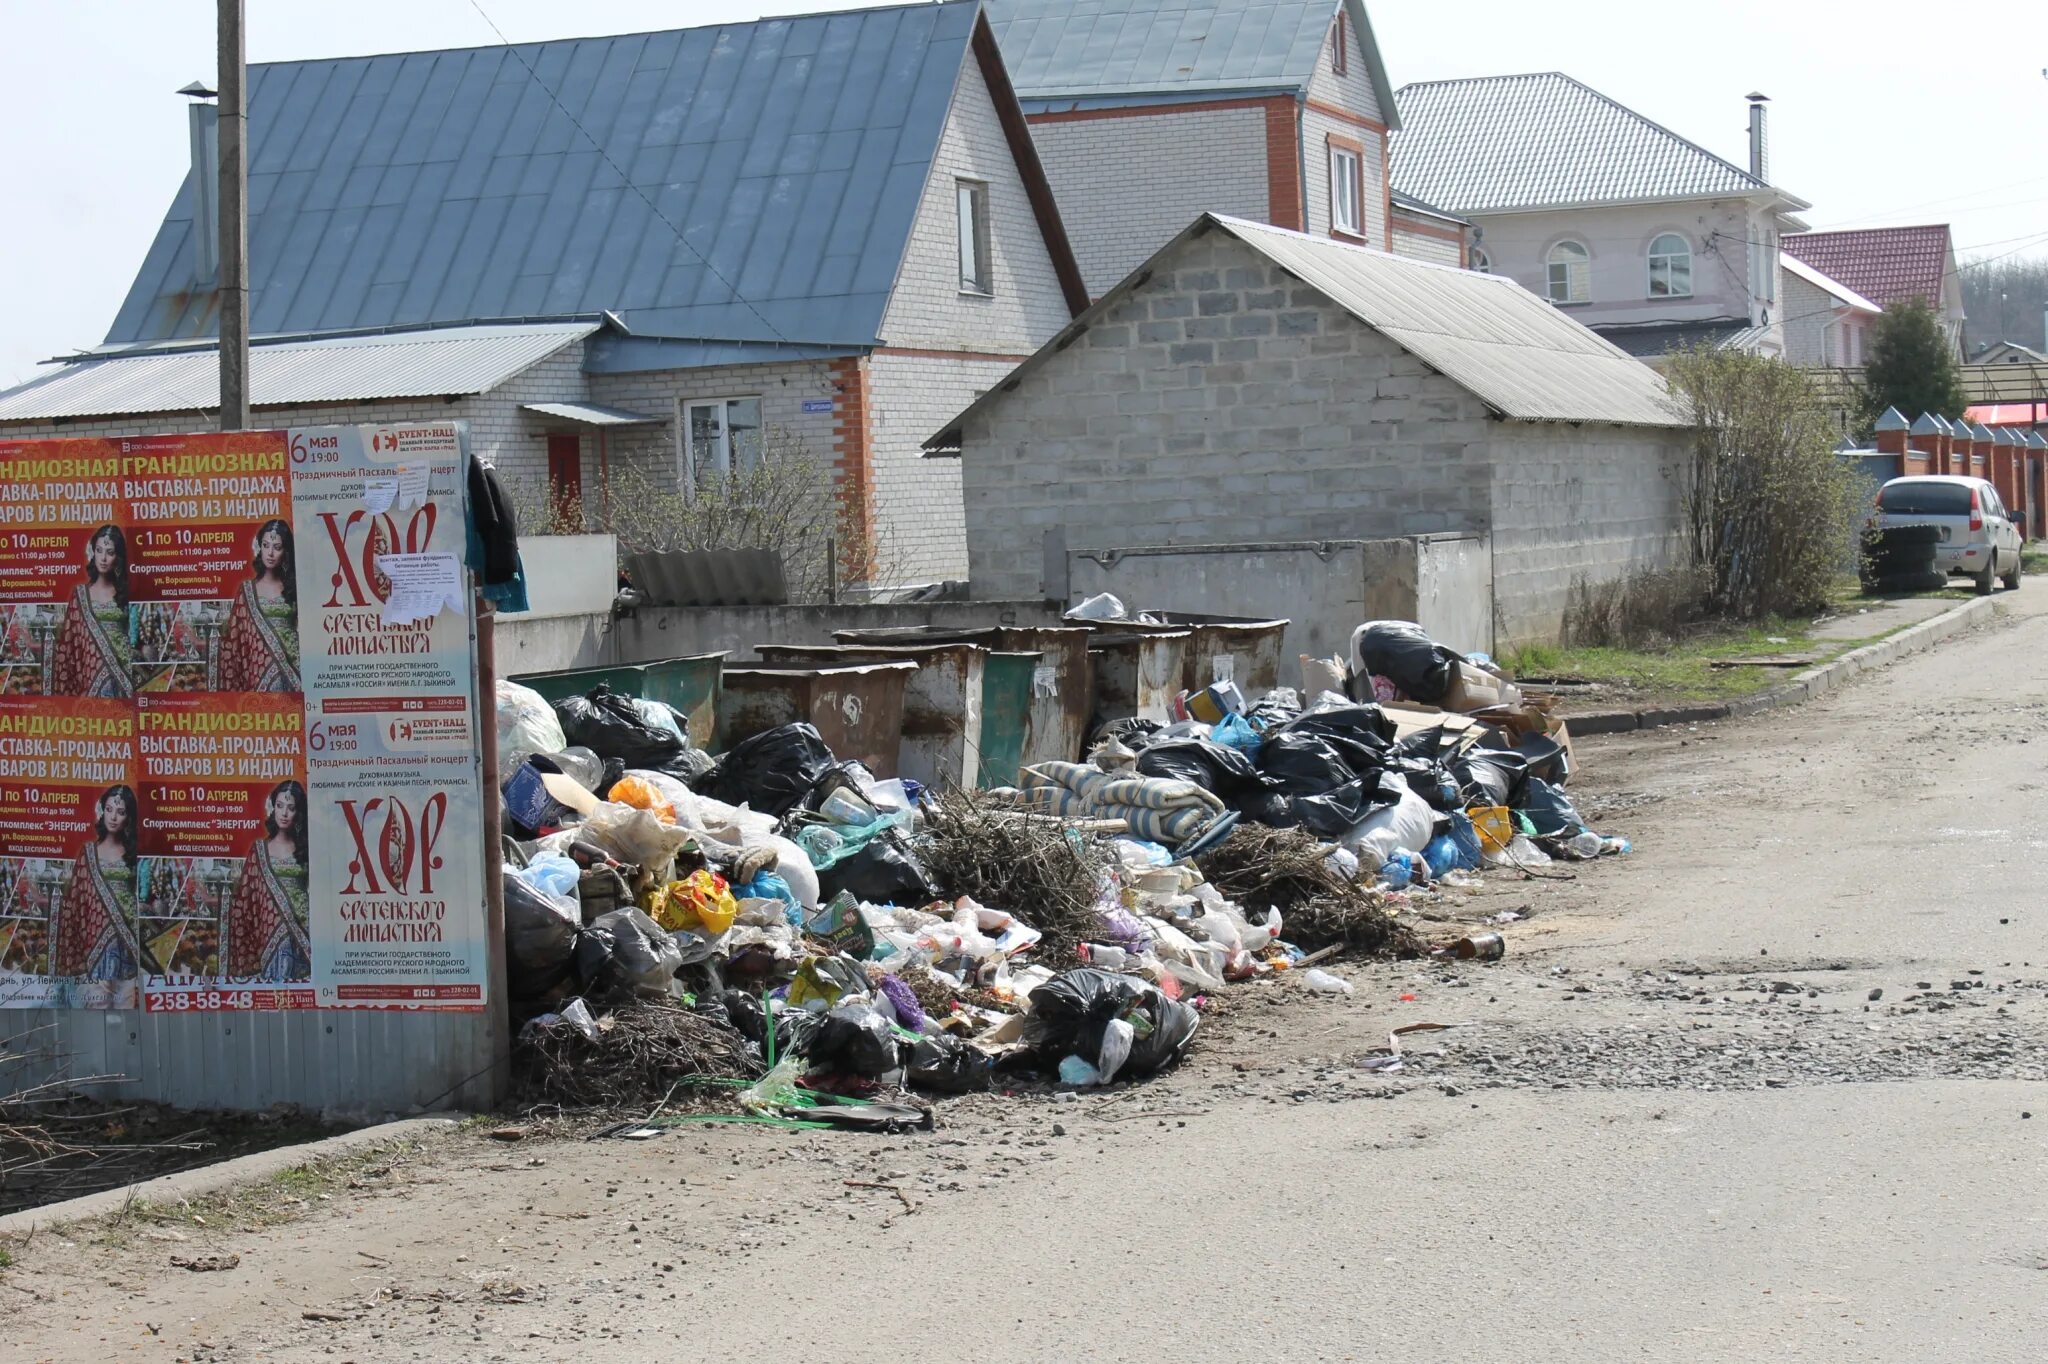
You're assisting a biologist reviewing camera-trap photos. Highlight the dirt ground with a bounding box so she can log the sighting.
[5,588,2047,1363]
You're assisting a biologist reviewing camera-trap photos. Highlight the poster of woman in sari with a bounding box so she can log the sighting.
[50,784,140,995]
[221,779,309,983]
[51,526,133,698]
[216,519,299,693]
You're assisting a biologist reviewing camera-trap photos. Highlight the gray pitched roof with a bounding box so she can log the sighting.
[106,2,1074,350]
[1391,71,1805,215]
[987,0,1396,122]
[930,213,1687,445]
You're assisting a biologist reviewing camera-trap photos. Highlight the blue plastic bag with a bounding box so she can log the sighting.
[1210,712,1263,760]
[733,870,803,927]
[1378,848,1418,889]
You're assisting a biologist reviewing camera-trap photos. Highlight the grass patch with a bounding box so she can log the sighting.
[1510,621,1869,703]
[2024,545,2048,575]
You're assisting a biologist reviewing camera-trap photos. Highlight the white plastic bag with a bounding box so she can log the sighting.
[1096,1018,1135,1083]
[1341,784,1436,862]
[580,801,696,871]
[496,680,566,767]
[1302,968,1354,995]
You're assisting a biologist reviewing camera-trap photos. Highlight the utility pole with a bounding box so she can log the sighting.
[217,0,249,432]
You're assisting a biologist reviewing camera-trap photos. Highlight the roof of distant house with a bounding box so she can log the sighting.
[1780,255,1881,314]
[986,0,1396,120]
[1589,318,1772,359]
[104,2,1082,350]
[1391,71,1807,215]
[929,213,1687,446]
[1781,225,1955,312]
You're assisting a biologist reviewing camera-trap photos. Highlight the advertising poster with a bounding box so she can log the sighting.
[0,436,126,699]
[291,424,487,1010]
[0,697,140,1008]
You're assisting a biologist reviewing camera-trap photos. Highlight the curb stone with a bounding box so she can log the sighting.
[0,1116,463,1240]
[1566,595,2006,736]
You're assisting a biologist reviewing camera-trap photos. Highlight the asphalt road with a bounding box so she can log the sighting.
[6,586,2046,1363]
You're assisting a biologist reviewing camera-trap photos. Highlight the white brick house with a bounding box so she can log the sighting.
[987,1,1468,294]
[929,216,1694,641]
[0,3,1088,589]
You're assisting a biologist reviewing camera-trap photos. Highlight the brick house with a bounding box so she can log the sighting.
[928,214,1693,640]
[984,1,1468,293]
[0,2,1087,588]
[1781,225,1969,360]
[1393,77,1811,361]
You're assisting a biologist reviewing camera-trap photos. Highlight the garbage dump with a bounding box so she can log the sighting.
[496,617,1627,1132]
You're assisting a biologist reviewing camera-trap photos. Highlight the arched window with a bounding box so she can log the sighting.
[1648,232,1692,298]
[1546,240,1590,303]
[1468,245,1490,274]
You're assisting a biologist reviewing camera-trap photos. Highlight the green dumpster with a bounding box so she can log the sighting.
[977,651,1039,788]
[638,652,725,751]
[511,664,649,705]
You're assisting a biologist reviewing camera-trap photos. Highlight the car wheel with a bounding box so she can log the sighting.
[1977,558,1997,594]
[2003,548,2023,591]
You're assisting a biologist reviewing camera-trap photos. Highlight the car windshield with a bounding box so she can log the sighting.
[1880,482,1974,515]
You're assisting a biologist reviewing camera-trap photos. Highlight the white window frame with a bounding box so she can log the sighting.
[1546,240,1591,304]
[676,396,764,490]
[956,178,992,295]
[1647,232,1693,299]
[1328,143,1363,237]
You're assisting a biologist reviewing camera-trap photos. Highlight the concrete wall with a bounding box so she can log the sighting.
[1468,201,1759,328]
[960,229,1494,600]
[494,598,1063,675]
[1486,420,1689,641]
[1027,107,1271,296]
[500,534,617,621]
[1415,534,1494,654]
[878,51,1073,352]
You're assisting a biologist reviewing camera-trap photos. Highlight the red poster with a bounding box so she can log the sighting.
[0,437,127,700]
[0,696,140,1008]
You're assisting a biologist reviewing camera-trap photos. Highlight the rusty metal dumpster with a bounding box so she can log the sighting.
[833,625,1093,769]
[756,643,985,792]
[976,651,1039,788]
[716,661,918,778]
[1087,630,1191,724]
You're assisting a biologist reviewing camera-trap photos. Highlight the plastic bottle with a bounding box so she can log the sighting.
[1566,831,1604,859]
[1301,968,1354,995]
[1079,943,1129,970]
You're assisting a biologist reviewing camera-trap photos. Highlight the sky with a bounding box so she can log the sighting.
[2,0,2044,388]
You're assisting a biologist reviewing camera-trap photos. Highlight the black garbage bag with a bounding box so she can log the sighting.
[1391,722,1462,765]
[1515,731,1570,786]
[805,1002,902,1078]
[1522,777,1589,839]
[1294,769,1407,838]
[1352,621,1463,703]
[1256,729,1367,795]
[814,826,941,907]
[906,1034,993,1094]
[1090,716,1163,752]
[1451,748,1530,810]
[700,723,836,819]
[1232,788,1300,828]
[553,685,686,769]
[1281,699,1398,747]
[573,907,683,1000]
[503,871,579,1001]
[1024,968,1201,1080]
[1243,687,1303,731]
[1393,760,1463,812]
[660,748,717,789]
[1136,737,1274,798]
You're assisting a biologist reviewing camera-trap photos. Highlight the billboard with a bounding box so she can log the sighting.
[0,425,486,1012]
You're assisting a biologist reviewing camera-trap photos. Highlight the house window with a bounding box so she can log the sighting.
[1328,141,1363,237]
[1647,232,1692,298]
[1469,245,1490,274]
[682,397,763,484]
[1546,240,1591,304]
[957,179,991,294]
[1332,10,1348,74]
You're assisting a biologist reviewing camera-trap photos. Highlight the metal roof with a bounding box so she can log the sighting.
[0,321,593,422]
[929,213,1687,444]
[520,401,661,426]
[1392,72,1805,215]
[107,2,982,349]
[1782,225,1954,312]
[1779,254,1881,314]
[1590,318,1766,359]
[987,0,1397,122]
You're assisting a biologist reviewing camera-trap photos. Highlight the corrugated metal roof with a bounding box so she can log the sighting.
[929,213,1687,443]
[1779,254,1881,314]
[1591,319,1761,359]
[988,0,1397,121]
[1782,226,1953,312]
[1392,72,1795,214]
[521,400,661,426]
[107,2,979,349]
[0,321,593,422]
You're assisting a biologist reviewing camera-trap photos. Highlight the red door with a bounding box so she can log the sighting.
[545,434,582,513]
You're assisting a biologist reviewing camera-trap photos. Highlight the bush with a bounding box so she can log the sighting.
[1561,566,1716,648]
[1664,347,1866,620]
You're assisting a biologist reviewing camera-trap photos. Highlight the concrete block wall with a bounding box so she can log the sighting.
[961,229,1494,599]
[878,52,1073,352]
[1486,420,1688,641]
[1027,108,1271,296]
[866,352,1024,583]
[1391,222,1464,268]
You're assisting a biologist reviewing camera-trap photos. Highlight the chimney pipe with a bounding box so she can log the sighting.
[180,82,221,286]
[1747,92,1770,183]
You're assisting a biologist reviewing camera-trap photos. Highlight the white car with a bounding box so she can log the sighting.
[1874,475,2023,594]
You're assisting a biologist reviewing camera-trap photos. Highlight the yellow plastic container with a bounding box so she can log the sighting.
[1468,805,1515,855]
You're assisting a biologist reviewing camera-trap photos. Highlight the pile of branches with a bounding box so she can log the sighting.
[1194,824,1413,955]
[916,796,1115,966]
[515,998,758,1111]
[3,1033,212,1216]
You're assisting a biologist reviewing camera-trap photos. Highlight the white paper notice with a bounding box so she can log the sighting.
[361,476,398,514]
[1032,664,1057,698]
[396,462,431,509]
[377,552,466,625]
